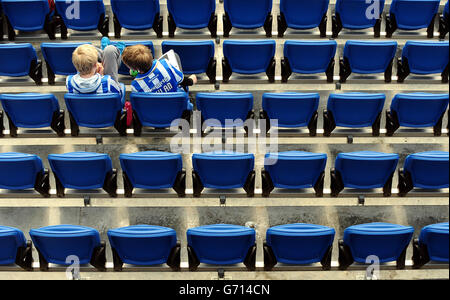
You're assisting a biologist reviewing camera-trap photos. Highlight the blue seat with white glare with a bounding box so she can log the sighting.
[264,224,335,270]
[48,152,117,198]
[111,41,154,76]
[223,0,273,37]
[278,0,329,37]
[192,152,255,197]
[222,40,276,82]
[167,0,217,37]
[386,0,440,38]
[0,43,42,85]
[262,152,327,197]
[331,151,399,197]
[120,151,186,197]
[386,93,449,136]
[29,225,106,271]
[161,41,216,83]
[339,222,414,270]
[64,92,127,136]
[281,40,337,83]
[0,152,50,197]
[413,222,449,268]
[187,224,257,271]
[0,226,32,270]
[110,0,162,38]
[439,1,449,39]
[323,93,386,137]
[260,93,320,136]
[332,0,386,38]
[398,151,449,196]
[108,225,180,271]
[340,41,397,83]
[397,41,449,84]
[54,0,109,38]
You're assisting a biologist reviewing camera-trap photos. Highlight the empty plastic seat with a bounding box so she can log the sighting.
[187,224,256,271]
[397,41,449,84]
[398,151,449,196]
[0,93,65,137]
[339,222,414,270]
[262,152,327,197]
[108,225,180,271]
[331,151,399,197]
[386,93,449,136]
[413,222,449,268]
[120,151,186,197]
[260,93,320,136]
[264,224,335,270]
[323,93,385,137]
[281,40,337,83]
[167,0,217,37]
[111,41,154,76]
[333,0,386,38]
[161,41,216,83]
[192,152,255,197]
[278,0,329,37]
[439,1,449,39]
[48,152,117,197]
[0,152,50,197]
[386,0,440,38]
[30,225,106,271]
[223,0,273,37]
[110,0,162,38]
[0,43,42,85]
[0,226,32,270]
[340,41,397,83]
[222,40,276,82]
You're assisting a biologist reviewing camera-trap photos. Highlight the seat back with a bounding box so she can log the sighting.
[336,0,386,29]
[41,42,89,76]
[224,0,272,29]
[284,40,337,74]
[0,226,27,265]
[390,0,440,30]
[110,0,160,30]
[402,41,449,75]
[223,40,276,74]
[404,151,449,189]
[419,222,449,262]
[280,0,329,29]
[344,41,397,74]
[0,152,44,190]
[161,41,214,74]
[55,0,105,30]
[187,224,256,265]
[111,41,155,75]
[167,0,215,29]
[1,0,50,31]
[0,43,37,77]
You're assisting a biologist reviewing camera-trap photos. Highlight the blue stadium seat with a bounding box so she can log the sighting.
[339,222,414,270]
[0,93,65,137]
[108,225,180,271]
[323,93,385,136]
[1,0,57,40]
[196,92,254,135]
[333,0,386,38]
[110,0,162,38]
[397,41,449,84]
[192,151,255,197]
[222,40,276,82]
[278,0,329,37]
[0,2,4,41]
[281,40,337,83]
[64,92,127,136]
[262,152,327,197]
[260,93,320,136]
[398,151,449,196]
[386,93,449,136]
[120,151,186,197]
[161,41,216,83]
[331,151,399,197]
[0,152,50,197]
[187,224,256,271]
[167,0,217,37]
[0,226,32,270]
[48,152,117,197]
[30,225,106,271]
[439,1,449,39]
[223,0,273,37]
[386,0,440,38]
[413,222,449,268]
[340,41,397,83]
[264,224,335,270]
[54,0,108,38]
[0,43,42,85]
[111,41,154,76]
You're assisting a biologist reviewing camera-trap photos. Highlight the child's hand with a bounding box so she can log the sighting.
[96,63,104,75]
[189,75,197,85]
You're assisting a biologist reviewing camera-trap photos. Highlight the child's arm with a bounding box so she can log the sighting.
[180,75,197,87]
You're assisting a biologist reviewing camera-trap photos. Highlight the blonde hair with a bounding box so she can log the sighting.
[72,44,99,75]
[122,44,154,73]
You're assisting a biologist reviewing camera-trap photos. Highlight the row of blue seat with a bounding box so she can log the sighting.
[0,151,448,198]
[1,222,448,271]
[0,0,448,40]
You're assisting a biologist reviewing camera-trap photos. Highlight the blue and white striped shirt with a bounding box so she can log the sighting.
[66,74,122,97]
[131,58,184,93]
